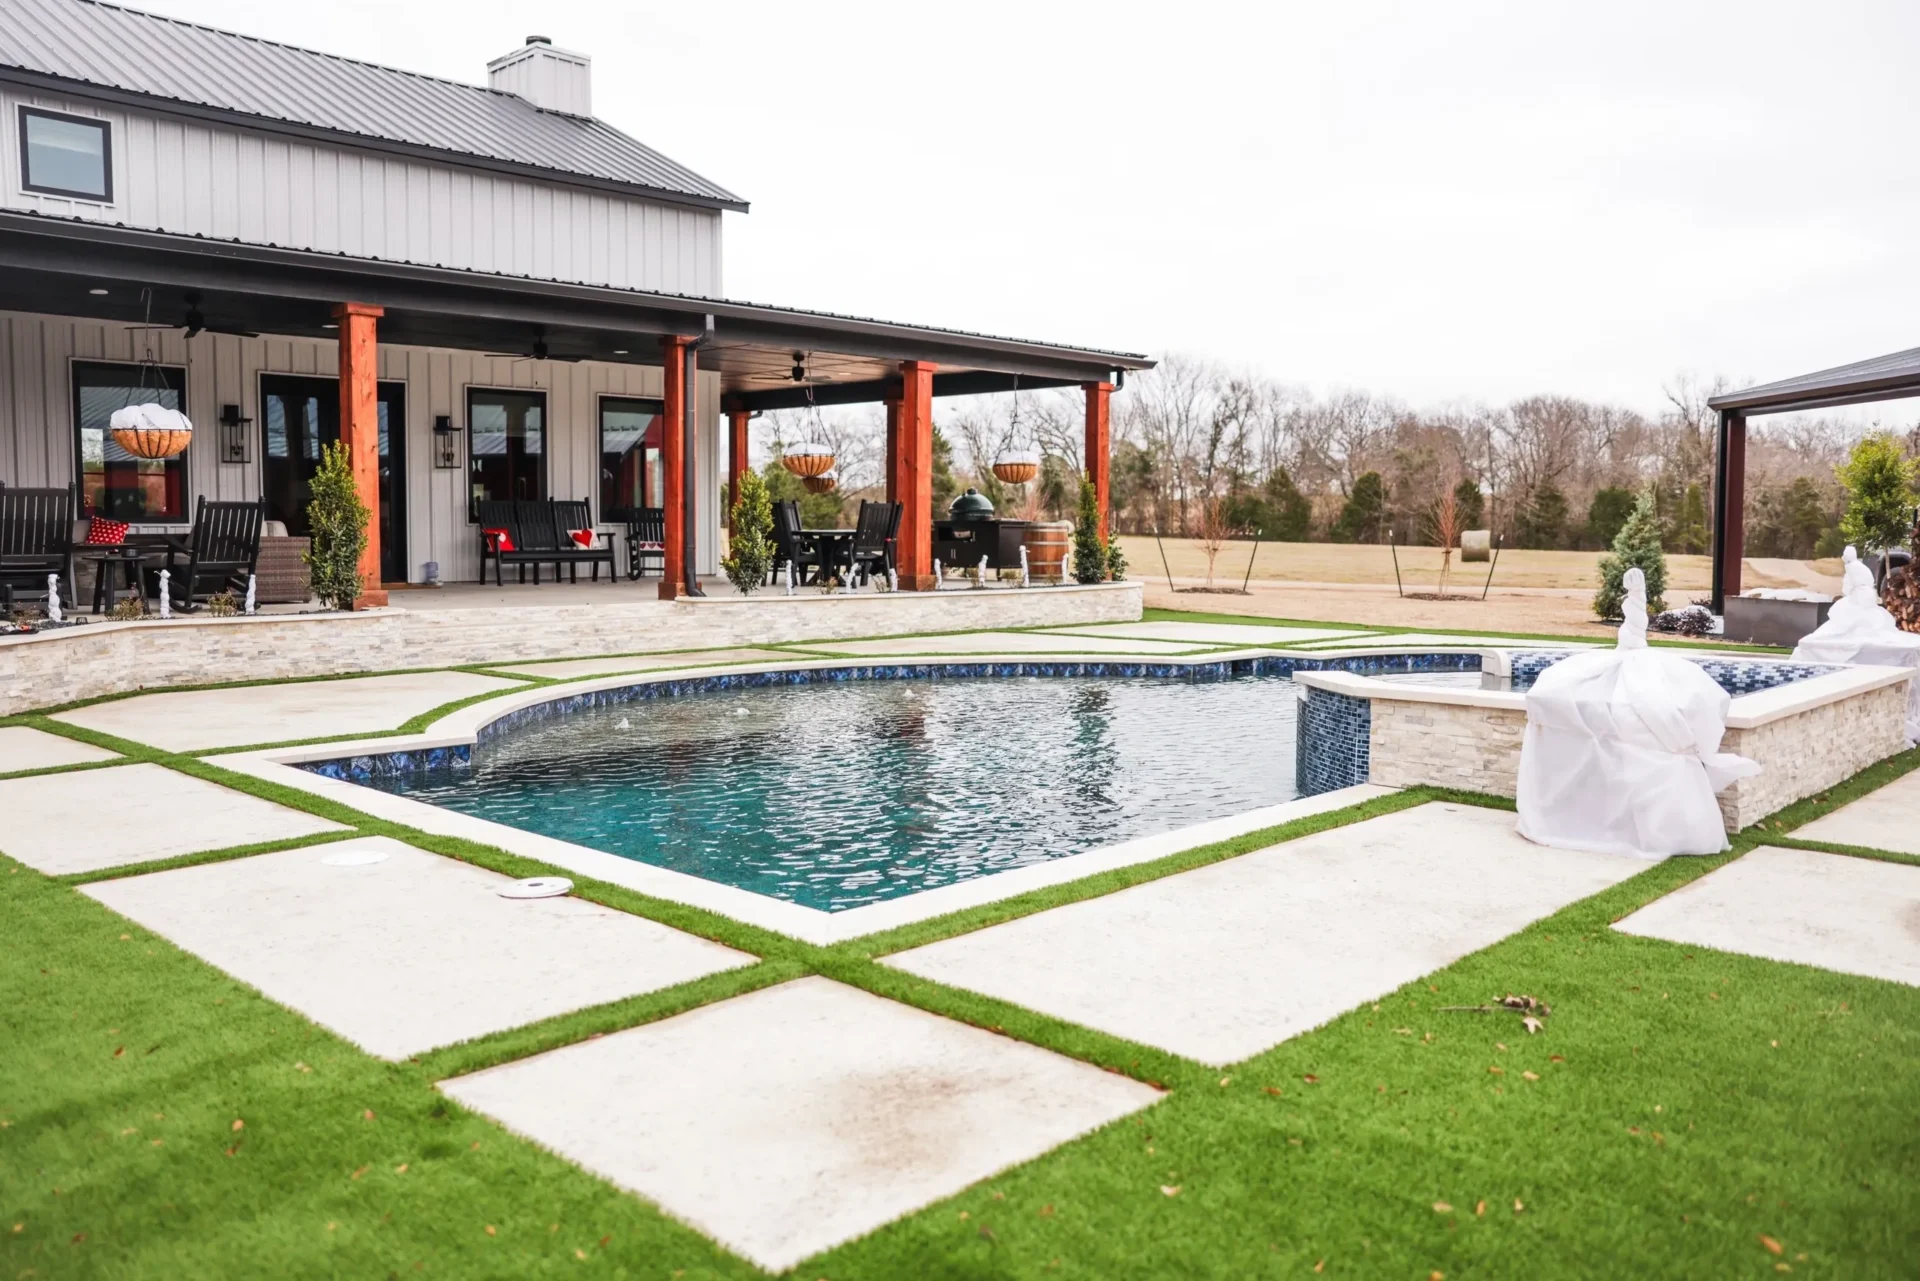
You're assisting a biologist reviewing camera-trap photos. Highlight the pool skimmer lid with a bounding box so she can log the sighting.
[497,876,573,900]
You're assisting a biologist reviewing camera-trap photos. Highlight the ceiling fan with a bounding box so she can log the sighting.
[484,329,581,364]
[125,290,259,340]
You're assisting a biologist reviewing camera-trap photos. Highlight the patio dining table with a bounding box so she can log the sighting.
[803,528,855,583]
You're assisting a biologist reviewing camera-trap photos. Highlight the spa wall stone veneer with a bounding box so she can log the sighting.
[1714,680,1908,830]
[1365,677,1910,833]
[0,584,1140,716]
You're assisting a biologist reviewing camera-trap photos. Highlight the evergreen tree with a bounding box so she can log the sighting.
[1452,477,1485,532]
[930,427,960,525]
[721,468,775,594]
[1594,488,1668,618]
[1836,432,1918,552]
[1330,471,1386,543]
[1071,476,1109,583]
[1515,484,1569,549]
[1586,486,1635,549]
[305,440,369,611]
[1264,466,1314,541]
[1672,482,1709,555]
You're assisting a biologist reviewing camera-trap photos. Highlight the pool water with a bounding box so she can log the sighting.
[363,671,1479,912]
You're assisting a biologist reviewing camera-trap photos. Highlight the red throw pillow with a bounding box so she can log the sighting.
[85,517,129,546]
[569,528,596,548]
[482,527,515,553]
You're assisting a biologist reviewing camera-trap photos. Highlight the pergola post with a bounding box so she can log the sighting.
[726,407,750,530]
[658,334,692,600]
[1084,381,1113,539]
[889,360,937,589]
[1710,409,1747,612]
[333,301,385,609]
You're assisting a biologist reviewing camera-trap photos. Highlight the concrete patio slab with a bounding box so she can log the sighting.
[1791,770,1920,856]
[815,631,1207,657]
[488,648,811,680]
[51,670,524,751]
[1612,845,1920,986]
[0,762,347,875]
[439,977,1160,1271]
[1036,621,1371,646]
[885,803,1645,1065]
[83,837,753,1058]
[0,724,119,773]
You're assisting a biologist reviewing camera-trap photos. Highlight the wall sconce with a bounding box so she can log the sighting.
[218,403,252,464]
[433,414,460,469]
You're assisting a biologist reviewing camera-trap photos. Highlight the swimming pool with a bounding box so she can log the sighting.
[353,669,1478,912]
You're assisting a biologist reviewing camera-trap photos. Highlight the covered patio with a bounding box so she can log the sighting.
[1709,345,1920,610]
[0,210,1151,609]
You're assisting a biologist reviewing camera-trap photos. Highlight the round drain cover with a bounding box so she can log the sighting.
[497,876,573,899]
[322,847,390,867]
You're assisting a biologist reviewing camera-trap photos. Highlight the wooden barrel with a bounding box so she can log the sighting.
[1023,521,1072,583]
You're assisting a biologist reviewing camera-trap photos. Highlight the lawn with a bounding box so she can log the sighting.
[1117,536,1719,590]
[5,627,1918,1279]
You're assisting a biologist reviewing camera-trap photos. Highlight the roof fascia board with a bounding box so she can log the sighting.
[1708,371,1920,414]
[0,67,748,213]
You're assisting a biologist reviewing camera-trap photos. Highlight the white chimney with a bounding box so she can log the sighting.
[487,36,591,117]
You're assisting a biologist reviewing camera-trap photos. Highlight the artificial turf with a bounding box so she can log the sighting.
[4,648,1917,1277]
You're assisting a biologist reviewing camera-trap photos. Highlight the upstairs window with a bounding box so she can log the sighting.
[20,107,112,201]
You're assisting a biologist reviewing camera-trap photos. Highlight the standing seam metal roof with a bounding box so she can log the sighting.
[0,0,746,209]
[1708,345,1920,411]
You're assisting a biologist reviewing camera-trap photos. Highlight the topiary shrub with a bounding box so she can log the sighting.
[1071,476,1109,584]
[1593,487,1667,619]
[1105,534,1127,582]
[722,469,775,594]
[305,440,369,611]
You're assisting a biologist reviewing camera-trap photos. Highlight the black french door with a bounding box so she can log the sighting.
[259,375,408,584]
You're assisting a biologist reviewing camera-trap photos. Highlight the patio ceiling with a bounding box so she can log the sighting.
[0,211,1152,410]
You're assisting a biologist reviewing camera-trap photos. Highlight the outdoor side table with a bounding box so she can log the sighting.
[85,547,151,614]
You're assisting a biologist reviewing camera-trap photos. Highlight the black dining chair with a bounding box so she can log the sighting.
[772,500,822,585]
[848,500,895,586]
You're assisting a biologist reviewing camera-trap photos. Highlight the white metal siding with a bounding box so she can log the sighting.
[0,308,722,583]
[0,88,724,296]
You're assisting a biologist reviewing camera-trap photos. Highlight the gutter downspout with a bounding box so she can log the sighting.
[682,314,715,597]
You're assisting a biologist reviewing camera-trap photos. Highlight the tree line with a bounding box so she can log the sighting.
[758,354,1920,556]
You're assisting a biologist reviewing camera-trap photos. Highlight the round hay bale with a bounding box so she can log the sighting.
[1460,529,1492,562]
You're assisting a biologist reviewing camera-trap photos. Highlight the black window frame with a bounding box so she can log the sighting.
[465,386,549,521]
[598,393,666,514]
[72,358,190,525]
[18,106,113,202]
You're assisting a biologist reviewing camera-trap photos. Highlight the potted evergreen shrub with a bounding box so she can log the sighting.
[1071,476,1110,584]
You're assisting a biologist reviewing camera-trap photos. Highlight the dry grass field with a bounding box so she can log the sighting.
[1117,537,1842,637]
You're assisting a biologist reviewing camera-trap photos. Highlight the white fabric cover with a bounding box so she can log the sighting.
[1793,546,1920,743]
[108,402,193,434]
[1516,568,1759,858]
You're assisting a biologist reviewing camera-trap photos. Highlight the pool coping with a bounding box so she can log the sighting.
[1293,659,1915,729]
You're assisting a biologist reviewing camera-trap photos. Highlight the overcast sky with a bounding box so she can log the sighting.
[128,0,1920,416]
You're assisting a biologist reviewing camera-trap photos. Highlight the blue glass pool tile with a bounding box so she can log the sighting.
[1295,686,1371,797]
